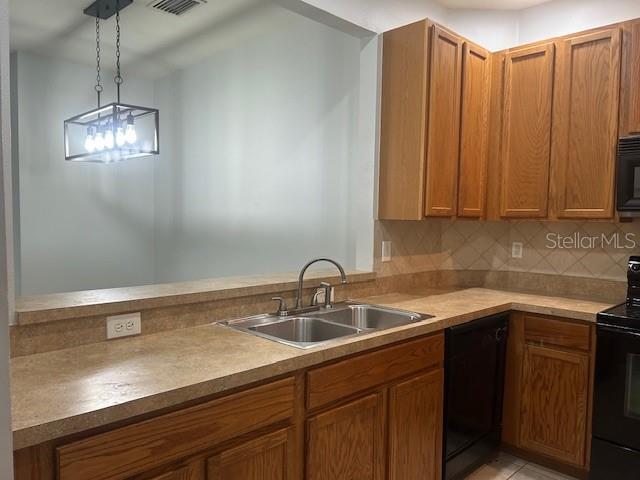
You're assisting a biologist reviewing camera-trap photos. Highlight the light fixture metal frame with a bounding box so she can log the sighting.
[63,0,160,164]
[64,102,160,163]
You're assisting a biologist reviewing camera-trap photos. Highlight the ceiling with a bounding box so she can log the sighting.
[438,0,553,9]
[8,0,557,78]
[9,0,271,78]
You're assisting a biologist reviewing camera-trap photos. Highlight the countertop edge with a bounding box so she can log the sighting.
[16,270,377,325]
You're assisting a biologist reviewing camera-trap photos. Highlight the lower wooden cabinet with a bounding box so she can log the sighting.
[520,345,589,466]
[146,462,204,480]
[503,312,594,473]
[207,428,295,480]
[388,369,443,480]
[307,393,386,480]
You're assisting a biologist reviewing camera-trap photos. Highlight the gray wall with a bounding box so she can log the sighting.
[13,4,375,294]
[153,4,363,282]
[13,52,157,295]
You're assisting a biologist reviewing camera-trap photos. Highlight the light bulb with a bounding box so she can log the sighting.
[125,124,137,145]
[94,131,105,151]
[84,132,95,153]
[115,127,126,147]
[104,128,115,149]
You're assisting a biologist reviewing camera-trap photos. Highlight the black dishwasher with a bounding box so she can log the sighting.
[443,313,509,480]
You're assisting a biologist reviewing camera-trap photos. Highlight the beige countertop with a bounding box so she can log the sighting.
[11,287,613,450]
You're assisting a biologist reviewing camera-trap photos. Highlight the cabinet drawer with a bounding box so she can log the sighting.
[524,314,591,351]
[306,334,444,410]
[57,377,295,480]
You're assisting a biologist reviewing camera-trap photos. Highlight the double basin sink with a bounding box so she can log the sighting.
[220,302,433,349]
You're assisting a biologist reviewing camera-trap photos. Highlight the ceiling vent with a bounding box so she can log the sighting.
[147,0,207,16]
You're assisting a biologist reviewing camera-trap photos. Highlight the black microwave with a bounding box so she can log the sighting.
[617,136,640,216]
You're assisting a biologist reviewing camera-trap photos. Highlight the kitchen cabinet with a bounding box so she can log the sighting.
[305,334,444,480]
[145,462,204,480]
[15,333,444,480]
[307,393,385,480]
[424,25,463,217]
[207,428,295,480]
[458,42,491,218]
[378,19,430,220]
[551,28,621,219]
[502,312,594,473]
[388,369,443,480]
[55,378,296,480]
[499,44,554,218]
[620,19,640,136]
[379,21,483,220]
[520,344,589,466]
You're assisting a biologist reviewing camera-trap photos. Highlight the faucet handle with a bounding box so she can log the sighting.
[271,296,288,316]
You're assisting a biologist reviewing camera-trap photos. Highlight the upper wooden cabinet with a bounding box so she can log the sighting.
[551,28,621,219]
[500,44,555,218]
[458,43,491,218]
[379,20,430,220]
[379,21,488,220]
[425,25,463,217]
[620,19,640,135]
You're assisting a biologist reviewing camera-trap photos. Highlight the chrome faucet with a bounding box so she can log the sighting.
[295,258,348,309]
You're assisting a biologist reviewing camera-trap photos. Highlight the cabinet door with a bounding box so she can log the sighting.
[388,369,444,480]
[307,393,385,480]
[425,25,463,217]
[500,44,554,218]
[458,43,491,218]
[620,20,640,135]
[146,462,204,480]
[379,20,430,220]
[520,344,589,466]
[207,429,294,480]
[552,28,621,219]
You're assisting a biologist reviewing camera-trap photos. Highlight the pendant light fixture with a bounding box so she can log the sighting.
[64,0,159,163]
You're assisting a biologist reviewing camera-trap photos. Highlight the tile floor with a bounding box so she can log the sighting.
[465,453,578,480]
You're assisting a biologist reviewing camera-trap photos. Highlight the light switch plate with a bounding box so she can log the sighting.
[107,312,142,339]
[382,241,392,262]
[511,242,524,259]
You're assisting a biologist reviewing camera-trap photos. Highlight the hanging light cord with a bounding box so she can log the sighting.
[114,6,123,104]
[95,17,103,107]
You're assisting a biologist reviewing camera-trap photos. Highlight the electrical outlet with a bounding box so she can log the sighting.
[107,313,142,339]
[511,242,524,259]
[382,241,392,262]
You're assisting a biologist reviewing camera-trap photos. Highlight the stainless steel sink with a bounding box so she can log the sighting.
[248,317,360,348]
[219,302,432,349]
[309,304,427,330]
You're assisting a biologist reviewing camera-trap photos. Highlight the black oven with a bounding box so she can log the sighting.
[591,307,640,478]
[617,136,640,216]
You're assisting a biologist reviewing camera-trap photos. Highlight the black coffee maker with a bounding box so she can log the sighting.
[627,256,640,305]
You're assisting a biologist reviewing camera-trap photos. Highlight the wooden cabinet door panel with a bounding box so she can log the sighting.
[425,25,463,217]
[388,369,444,480]
[307,393,385,480]
[500,44,554,218]
[379,20,430,220]
[146,462,204,480]
[621,20,640,135]
[520,345,589,466]
[207,429,294,480]
[552,28,621,219]
[458,42,491,218]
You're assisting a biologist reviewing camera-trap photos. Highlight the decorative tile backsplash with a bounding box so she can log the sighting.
[375,219,640,282]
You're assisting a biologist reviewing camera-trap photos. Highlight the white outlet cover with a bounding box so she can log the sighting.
[511,242,524,259]
[382,241,392,262]
[107,312,142,339]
